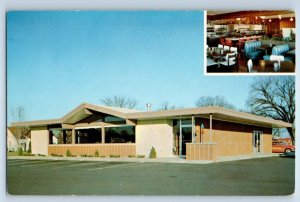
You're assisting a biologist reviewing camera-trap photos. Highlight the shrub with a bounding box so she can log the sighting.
[109,154,120,158]
[23,153,35,156]
[51,153,63,157]
[149,147,157,158]
[100,155,106,158]
[94,150,99,157]
[66,149,72,157]
[137,155,145,158]
[128,155,136,158]
[80,154,87,157]
[87,155,93,157]
[18,147,23,156]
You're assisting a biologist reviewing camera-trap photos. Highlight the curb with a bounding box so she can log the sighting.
[7,156,213,164]
[7,154,280,164]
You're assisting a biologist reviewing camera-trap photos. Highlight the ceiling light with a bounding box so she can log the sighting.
[269,19,272,22]
[290,17,294,21]
[278,15,282,20]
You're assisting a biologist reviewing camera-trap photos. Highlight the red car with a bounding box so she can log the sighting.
[272,142,295,153]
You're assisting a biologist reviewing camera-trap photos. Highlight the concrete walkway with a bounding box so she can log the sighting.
[7,153,280,164]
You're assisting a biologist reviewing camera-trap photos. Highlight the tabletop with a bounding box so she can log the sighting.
[287,49,295,55]
[252,60,295,73]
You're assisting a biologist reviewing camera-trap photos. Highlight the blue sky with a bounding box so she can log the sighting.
[7,11,254,124]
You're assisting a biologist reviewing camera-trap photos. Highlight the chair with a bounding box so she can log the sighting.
[220,53,237,71]
[223,45,230,51]
[271,44,290,55]
[270,55,284,61]
[247,59,257,73]
[225,38,232,46]
[220,38,226,45]
[244,41,263,60]
[230,47,238,53]
[263,44,292,61]
[218,44,224,49]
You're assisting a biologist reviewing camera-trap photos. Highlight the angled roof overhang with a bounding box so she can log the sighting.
[127,107,292,128]
[11,103,137,128]
[11,119,61,127]
[11,103,292,129]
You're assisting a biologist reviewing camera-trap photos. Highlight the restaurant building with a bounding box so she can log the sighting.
[206,10,296,73]
[11,103,292,161]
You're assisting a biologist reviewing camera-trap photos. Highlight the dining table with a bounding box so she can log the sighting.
[207,48,234,62]
[225,37,239,47]
[252,60,295,73]
[256,44,275,55]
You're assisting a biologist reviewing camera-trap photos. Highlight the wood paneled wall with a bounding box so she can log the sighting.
[280,19,296,29]
[266,18,295,36]
[48,143,136,157]
[186,143,218,161]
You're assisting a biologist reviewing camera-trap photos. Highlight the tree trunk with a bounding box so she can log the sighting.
[287,127,295,145]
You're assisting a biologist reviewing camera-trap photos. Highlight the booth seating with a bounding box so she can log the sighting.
[244,41,264,60]
[263,44,293,61]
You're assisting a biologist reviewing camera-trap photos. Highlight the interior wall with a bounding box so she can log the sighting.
[266,18,296,36]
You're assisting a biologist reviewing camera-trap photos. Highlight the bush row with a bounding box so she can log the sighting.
[18,146,157,159]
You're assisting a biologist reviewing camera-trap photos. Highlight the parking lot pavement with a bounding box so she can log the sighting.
[7,157,295,195]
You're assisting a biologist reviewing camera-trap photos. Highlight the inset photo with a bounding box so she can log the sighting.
[206,10,295,74]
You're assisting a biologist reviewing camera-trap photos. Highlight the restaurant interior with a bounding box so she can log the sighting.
[206,10,296,73]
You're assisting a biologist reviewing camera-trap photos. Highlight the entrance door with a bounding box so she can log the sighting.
[253,131,263,153]
[181,126,192,156]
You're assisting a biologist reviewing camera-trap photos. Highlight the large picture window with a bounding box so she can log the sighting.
[105,126,135,143]
[76,128,102,144]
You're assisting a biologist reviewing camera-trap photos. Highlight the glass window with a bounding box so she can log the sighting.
[50,129,72,144]
[105,126,135,143]
[76,128,101,144]
[104,116,126,124]
[173,119,192,127]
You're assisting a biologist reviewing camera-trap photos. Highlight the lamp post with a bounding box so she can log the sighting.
[146,103,151,111]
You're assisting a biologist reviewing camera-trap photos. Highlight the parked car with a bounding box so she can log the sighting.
[284,150,295,158]
[272,141,295,153]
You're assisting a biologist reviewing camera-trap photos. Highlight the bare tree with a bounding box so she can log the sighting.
[11,106,25,122]
[101,96,138,109]
[10,106,30,150]
[158,102,177,111]
[56,130,72,144]
[272,128,281,139]
[195,95,235,109]
[247,76,295,144]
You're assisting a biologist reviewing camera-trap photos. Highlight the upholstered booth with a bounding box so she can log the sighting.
[263,44,293,61]
[244,41,263,60]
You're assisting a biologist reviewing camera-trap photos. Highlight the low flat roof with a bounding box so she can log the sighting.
[11,103,292,128]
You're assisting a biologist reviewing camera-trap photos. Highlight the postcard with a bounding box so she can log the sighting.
[6,10,295,196]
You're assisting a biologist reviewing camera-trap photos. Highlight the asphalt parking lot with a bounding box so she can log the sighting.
[7,156,295,195]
